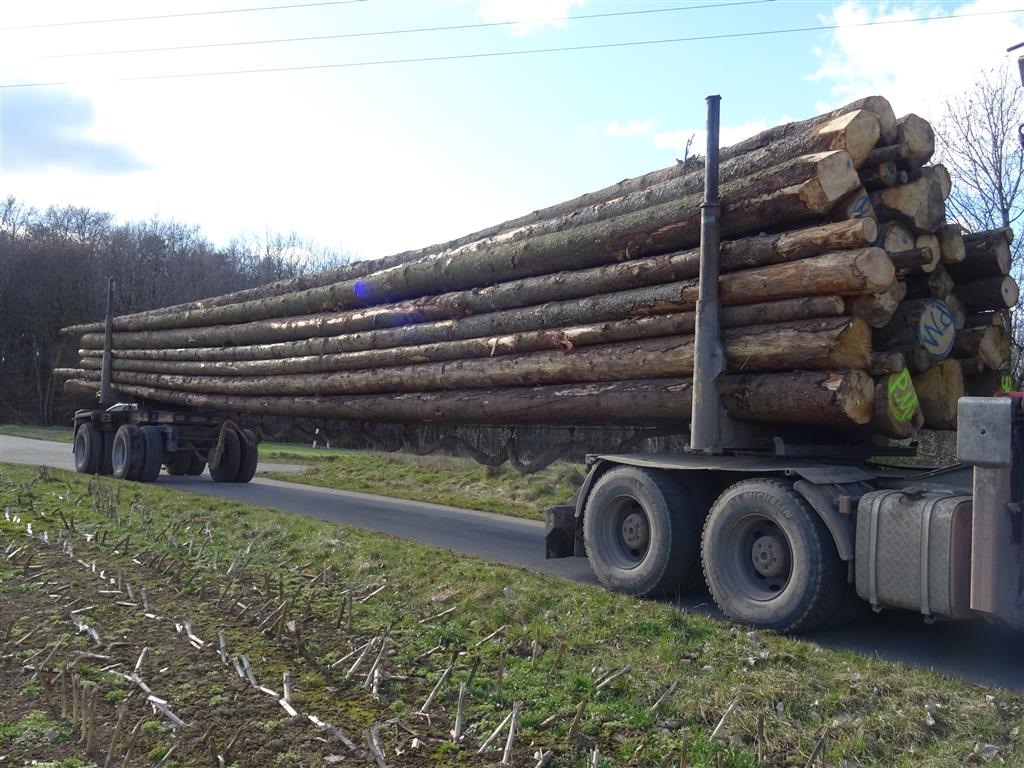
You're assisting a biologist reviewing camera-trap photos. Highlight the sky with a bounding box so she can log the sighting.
[1,0,1023,261]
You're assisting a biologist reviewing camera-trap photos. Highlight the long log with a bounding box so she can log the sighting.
[828,185,875,224]
[870,176,945,234]
[70,151,862,334]
[912,359,964,430]
[82,295,846,366]
[845,280,906,328]
[874,298,957,359]
[895,114,935,168]
[63,370,876,428]
[871,368,924,439]
[947,229,1012,281]
[953,276,1019,311]
[938,223,966,265]
[79,312,856,377]
[860,162,900,191]
[905,265,953,301]
[952,326,1006,371]
[80,247,891,353]
[77,219,876,349]
[60,318,874,397]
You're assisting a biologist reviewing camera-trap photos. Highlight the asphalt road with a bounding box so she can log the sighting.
[2,434,1021,691]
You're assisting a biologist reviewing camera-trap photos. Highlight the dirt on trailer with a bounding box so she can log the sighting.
[0,475,519,768]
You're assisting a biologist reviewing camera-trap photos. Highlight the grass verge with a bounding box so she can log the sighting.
[1,462,1022,767]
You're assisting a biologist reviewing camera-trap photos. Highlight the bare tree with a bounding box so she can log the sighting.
[936,65,1024,384]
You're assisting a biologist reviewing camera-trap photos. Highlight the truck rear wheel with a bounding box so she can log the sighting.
[234,429,259,483]
[138,426,164,483]
[209,428,241,483]
[701,478,843,633]
[98,431,114,476]
[111,425,145,481]
[582,467,699,597]
[73,425,101,475]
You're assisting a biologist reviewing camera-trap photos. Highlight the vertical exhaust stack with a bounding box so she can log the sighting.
[99,278,114,405]
[689,95,727,453]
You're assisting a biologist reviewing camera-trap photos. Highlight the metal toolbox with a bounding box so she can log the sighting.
[855,489,974,620]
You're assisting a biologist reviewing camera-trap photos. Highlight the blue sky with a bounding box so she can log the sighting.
[1,0,1023,259]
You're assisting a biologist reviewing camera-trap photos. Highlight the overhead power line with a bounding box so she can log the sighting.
[0,0,368,32]
[2,6,1021,89]
[43,1,777,60]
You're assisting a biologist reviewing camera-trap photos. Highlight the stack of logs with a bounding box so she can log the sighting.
[58,95,1017,442]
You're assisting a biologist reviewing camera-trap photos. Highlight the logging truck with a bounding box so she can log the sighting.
[543,97,1024,634]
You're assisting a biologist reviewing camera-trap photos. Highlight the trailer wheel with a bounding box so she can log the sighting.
[582,466,699,597]
[701,478,844,633]
[111,425,145,481]
[98,431,114,476]
[137,426,164,483]
[234,429,259,483]
[209,428,241,483]
[73,424,102,475]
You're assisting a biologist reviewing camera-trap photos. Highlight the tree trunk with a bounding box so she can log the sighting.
[63,369,876,428]
[80,247,890,352]
[952,326,1007,370]
[845,280,906,328]
[938,223,966,265]
[895,114,935,168]
[870,176,945,234]
[953,276,1019,311]
[874,297,957,359]
[860,162,899,191]
[61,318,873,397]
[947,229,1012,280]
[69,151,862,334]
[871,368,924,439]
[912,359,964,430]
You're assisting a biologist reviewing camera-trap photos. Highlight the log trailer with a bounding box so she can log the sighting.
[66,97,1023,635]
[545,97,1024,633]
[70,281,260,485]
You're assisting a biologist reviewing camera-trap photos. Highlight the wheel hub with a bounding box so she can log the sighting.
[620,511,649,551]
[750,534,789,578]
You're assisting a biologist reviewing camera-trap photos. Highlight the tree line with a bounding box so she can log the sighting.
[0,196,349,425]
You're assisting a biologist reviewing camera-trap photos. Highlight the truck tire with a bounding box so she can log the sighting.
[111,425,145,481]
[234,429,259,483]
[98,431,114,476]
[209,428,241,483]
[701,478,844,634]
[73,424,101,475]
[582,466,699,597]
[138,426,164,483]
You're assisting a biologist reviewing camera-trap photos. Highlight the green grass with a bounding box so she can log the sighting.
[264,449,584,520]
[1,462,1022,767]
[0,424,73,443]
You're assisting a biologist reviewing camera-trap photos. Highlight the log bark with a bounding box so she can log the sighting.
[964,310,1007,327]
[80,247,890,352]
[952,326,1008,371]
[947,229,1012,280]
[943,292,967,330]
[860,162,899,191]
[896,114,935,168]
[870,176,945,234]
[69,152,862,334]
[919,165,951,199]
[864,142,910,166]
[845,280,906,328]
[953,276,1019,311]
[63,370,876,428]
[871,368,924,439]
[938,223,966,265]
[874,298,957,359]
[62,318,874,397]
[80,311,857,377]
[912,359,964,430]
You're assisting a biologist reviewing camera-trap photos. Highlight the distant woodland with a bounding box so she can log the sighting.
[0,196,349,424]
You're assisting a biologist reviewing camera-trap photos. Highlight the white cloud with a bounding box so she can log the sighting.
[653,120,771,156]
[809,0,1024,121]
[605,119,654,137]
[476,0,585,36]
